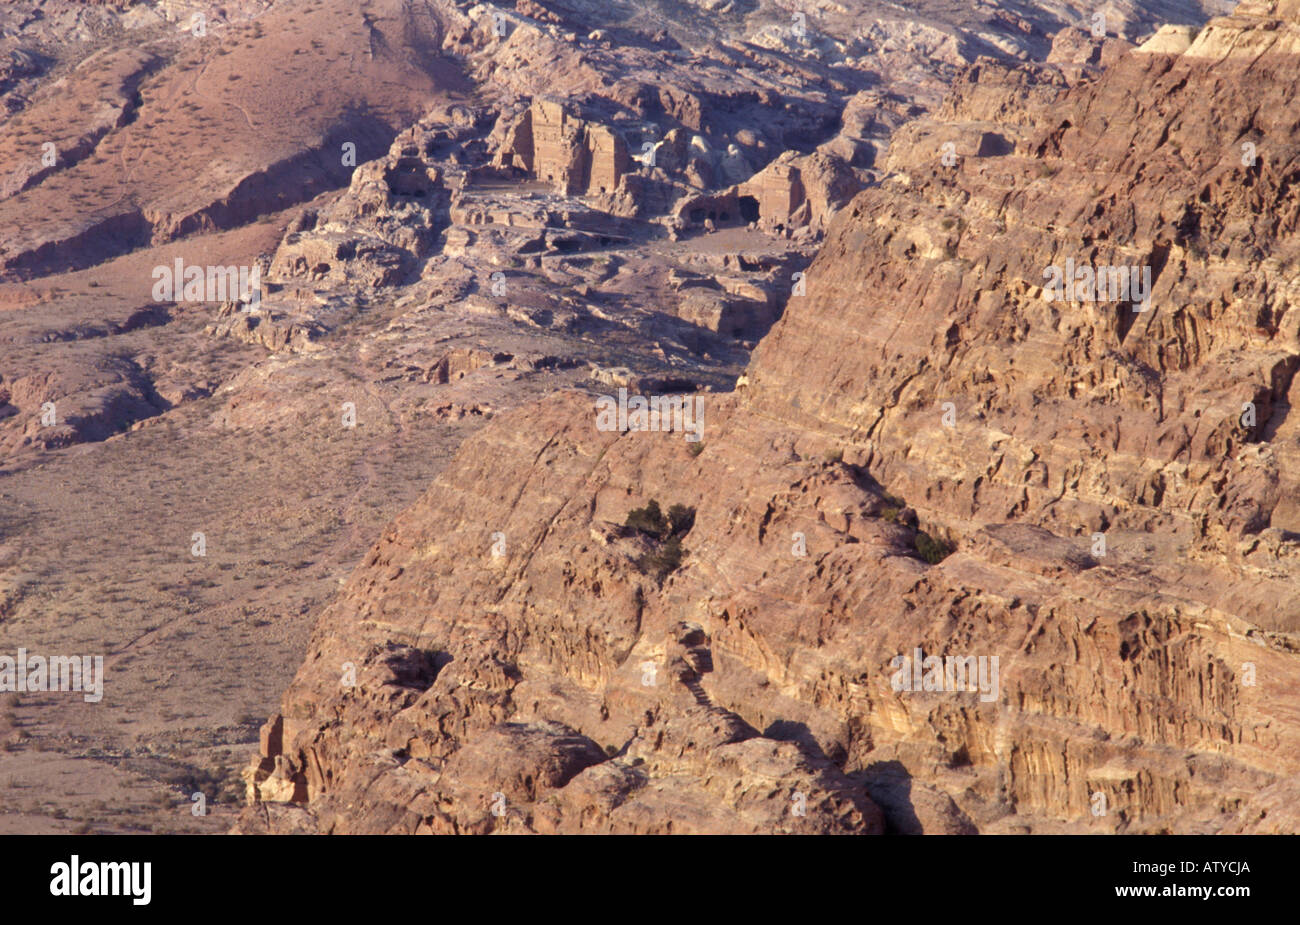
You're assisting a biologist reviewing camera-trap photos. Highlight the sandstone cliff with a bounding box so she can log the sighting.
[238,2,1300,835]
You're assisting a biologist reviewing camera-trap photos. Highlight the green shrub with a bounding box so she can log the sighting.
[626,500,695,539]
[626,500,695,578]
[638,535,685,580]
[625,500,668,538]
[914,531,953,565]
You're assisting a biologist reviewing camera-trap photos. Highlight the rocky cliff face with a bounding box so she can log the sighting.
[239,2,1300,835]
[749,0,1300,593]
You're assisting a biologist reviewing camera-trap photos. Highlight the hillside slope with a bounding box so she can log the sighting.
[239,0,1300,834]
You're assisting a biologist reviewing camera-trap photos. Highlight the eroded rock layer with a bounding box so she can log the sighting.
[240,2,1300,835]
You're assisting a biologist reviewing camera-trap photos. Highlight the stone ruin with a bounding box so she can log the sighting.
[673,150,864,237]
[495,97,630,197]
[741,160,805,230]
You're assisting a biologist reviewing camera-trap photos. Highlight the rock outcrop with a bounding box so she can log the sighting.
[241,0,1300,835]
[269,119,454,289]
[0,0,1259,836]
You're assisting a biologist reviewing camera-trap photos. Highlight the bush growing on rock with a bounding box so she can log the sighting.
[914,531,953,565]
[625,499,695,578]
[625,499,668,537]
[625,500,695,539]
[640,535,686,580]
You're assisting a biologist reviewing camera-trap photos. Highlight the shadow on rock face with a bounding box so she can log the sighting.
[860,759,978,835]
